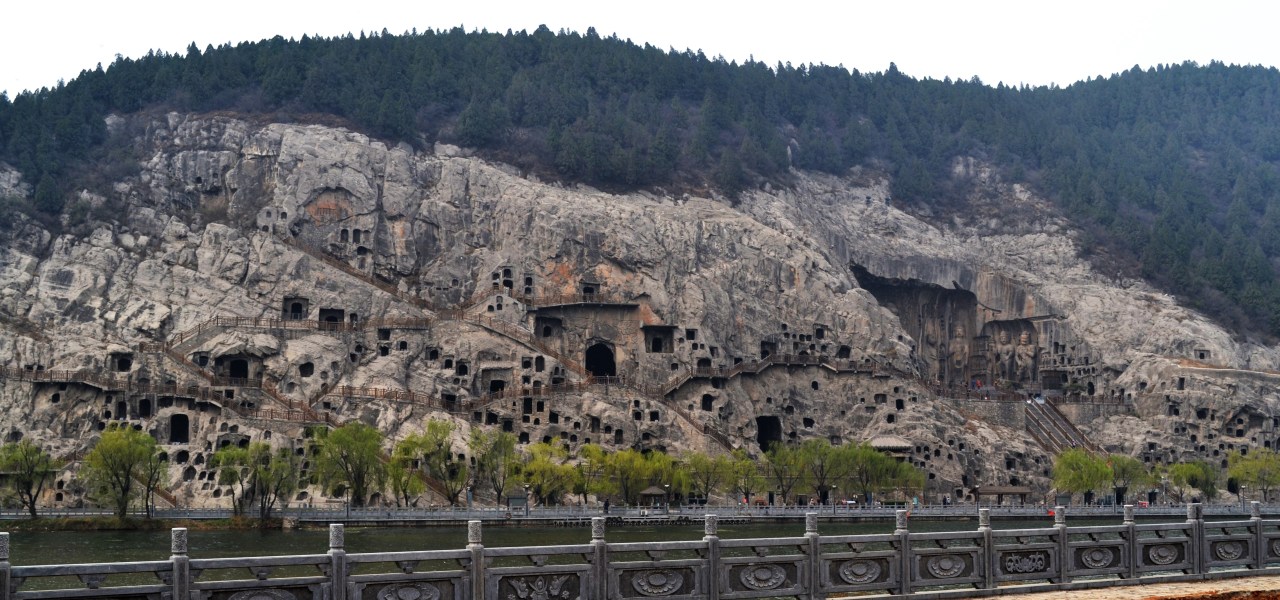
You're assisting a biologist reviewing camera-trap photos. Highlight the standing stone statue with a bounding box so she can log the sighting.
[992,330,1015,381]
[948,325,969,377]
[1015,331,1038,382]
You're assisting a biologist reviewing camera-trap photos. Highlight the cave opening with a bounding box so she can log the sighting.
[169,414,190,444]
[229,359,249,380]
[585,343,616,377]
[756,416,782,452]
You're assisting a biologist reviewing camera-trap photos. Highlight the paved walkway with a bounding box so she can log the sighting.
[993,576,1280,599]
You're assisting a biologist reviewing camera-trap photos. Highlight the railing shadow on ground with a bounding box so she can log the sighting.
[5,502,1280,600]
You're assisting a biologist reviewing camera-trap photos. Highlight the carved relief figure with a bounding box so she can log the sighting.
[948,325,969,375]
[1015,331,1038,382]
[992,330,1014,380]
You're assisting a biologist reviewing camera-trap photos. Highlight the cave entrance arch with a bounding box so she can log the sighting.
[756,416,782,452]
[229,359,249,380]
[585,343,616,377]
[169,414,190,444]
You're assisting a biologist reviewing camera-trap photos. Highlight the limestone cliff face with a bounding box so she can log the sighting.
[0,113,1273,508]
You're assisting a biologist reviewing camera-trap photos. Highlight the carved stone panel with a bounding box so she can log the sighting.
[1212,541,1246,562]
[226,590,298,600]
[375,582,443,600]
[1000,551,1049,575]
[1077,546,1118,570]
[1144,543,1182,567]
[834,559,886,585]
[501,574,578,600]
[626,569,688,597]
[734,564,788,591]
[922,555,969,579]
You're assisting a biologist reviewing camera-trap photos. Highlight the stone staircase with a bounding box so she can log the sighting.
[1025,399,1095,454]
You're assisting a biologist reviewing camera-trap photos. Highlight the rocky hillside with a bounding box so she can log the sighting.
[1,112,1277,508]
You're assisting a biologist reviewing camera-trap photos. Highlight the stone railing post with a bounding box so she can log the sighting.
[1252,501,1264,570]
[895,510,911,596]
[171,528,189,600]
[1187,503,1204,575]
[1123,505,1136,579]
[591,517,608,600]
[467,521,485,600]
[804,512,821,600]
[0,532,10,600]
[977,509,994,589]
[1053,506,1069,584]
[328,524,347,600]
[704,515,720,600]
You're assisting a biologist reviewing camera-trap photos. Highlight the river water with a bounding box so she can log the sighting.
[6,516,1120,566]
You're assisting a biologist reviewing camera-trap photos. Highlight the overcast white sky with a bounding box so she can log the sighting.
[4,0,1279,95]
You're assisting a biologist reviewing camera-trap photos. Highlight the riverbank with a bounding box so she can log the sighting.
[0,516,280,532]
[0,511,1179,532]
[2,502,1271,530]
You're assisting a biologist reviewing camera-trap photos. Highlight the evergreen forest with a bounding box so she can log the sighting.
[2,27,1280,337]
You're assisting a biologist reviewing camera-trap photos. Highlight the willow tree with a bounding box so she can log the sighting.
[83,425,160,517]
[387,442,426,507]
[1052,449,1109,504]
[400,420,469,505]
[800,439,852,504]
[1169,460,1218,502]
[761,444,807,505]
[470,429,519,502]
[728,449,764,506]
[573,443,611,505]
[313,423,386,508]
[685,450,734,503]
[1228,449,1280,502]
[1107,454,1149,506]
[847,444,909,504]
[212,442,300,518]
[522,442,578,505]
[0,440,59,518]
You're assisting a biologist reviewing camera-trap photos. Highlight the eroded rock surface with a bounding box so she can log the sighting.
[1,113,1273,508]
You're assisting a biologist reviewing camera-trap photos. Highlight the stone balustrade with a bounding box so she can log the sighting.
[3,503,1279,600]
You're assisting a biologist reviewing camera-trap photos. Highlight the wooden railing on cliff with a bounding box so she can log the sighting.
[436,311,590,377]
[0,366,128,390]
[0,368,331,426]
[279,231,639,314]
[164,316,434,354]
[277,235,434,312]
[515,291,635,308]
[321,376,736,452]
[324,385,464,412]
[654,354,901,397]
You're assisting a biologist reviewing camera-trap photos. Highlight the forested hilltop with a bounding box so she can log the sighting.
[2,27,1280,337]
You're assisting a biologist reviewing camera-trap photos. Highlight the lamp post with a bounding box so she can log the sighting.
[1241,485,1248,513]
[466,485,473,514]
[663,484,670,514]
[523,484,531,517]
[1161,477,1169,506]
